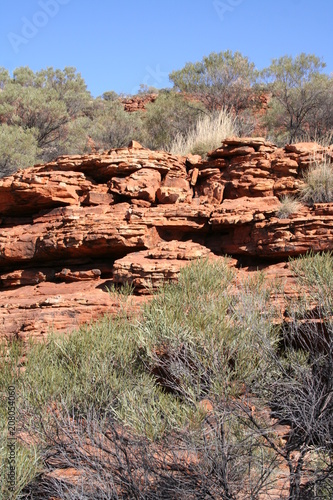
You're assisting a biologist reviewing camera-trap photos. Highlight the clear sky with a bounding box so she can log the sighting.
[1,0,332,97]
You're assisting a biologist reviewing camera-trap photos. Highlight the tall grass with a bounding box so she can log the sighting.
[277,195,300,219]
[293,129,333,148]
[300,157,333,204]
[170,108,238,157]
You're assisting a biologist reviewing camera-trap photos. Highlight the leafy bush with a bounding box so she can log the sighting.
[0,66,93,168]
[169,50,258,112]
[300,157,333,203]
[170,108,238,157]
[0,124,38,178]
[141,91,205,151]
[138,258,278,400]
[255,252,333,498]
[0,341,41,499]
[88,98,145,150]
[289,250,333,310]
[0,259,280,497]
[262,53,331,144]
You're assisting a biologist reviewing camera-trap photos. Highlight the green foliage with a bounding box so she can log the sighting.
[88,98,144,149]
[137,83,159,95]
[138,259,278,402]
[256,252,333,497]
[0,55,332,177]
[114,374,193,441]
[0,124,38,177]
[0,66,93,169]
[169,50,258,112]
[101,90,119,102]
[21,315,140,413]
[142,90,205,150]
[289,251,333,309]
[0,438,41,500]
[0,85,68,146]
[10,312,192,445]
[0,68,10,89]
[1,256,333,497]
[0,341,41,499]
[37,66,91,117]
[263,53,330,143]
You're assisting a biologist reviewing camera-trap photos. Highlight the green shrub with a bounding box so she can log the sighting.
[289,251,333,311]
[0,124,38,177]
[0,438,41,500]
[141,91,205,151]
[262,53,330,143]
[169,50,258,112]
[21,315,141,413]
[88,98,144,149]
[138,259,278,401]
[0,341,41,499]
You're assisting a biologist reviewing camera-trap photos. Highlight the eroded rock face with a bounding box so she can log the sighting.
[1,138,333,339]
[112,241,213,291]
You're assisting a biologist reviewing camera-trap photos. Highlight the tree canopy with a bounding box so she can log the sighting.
[262,53,331,142]
[169,50,258,112]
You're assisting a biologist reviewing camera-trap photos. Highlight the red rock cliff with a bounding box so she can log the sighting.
[0,138,332,339]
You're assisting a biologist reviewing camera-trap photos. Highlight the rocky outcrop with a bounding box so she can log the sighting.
[112,241,214,291]
[1,138,332,339]
[121,94,158,112]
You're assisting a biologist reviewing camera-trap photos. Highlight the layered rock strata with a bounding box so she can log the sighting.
[0,138,332,339]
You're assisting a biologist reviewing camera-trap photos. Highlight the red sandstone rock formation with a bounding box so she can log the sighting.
[121,93,158,112]
[1,138,332,339]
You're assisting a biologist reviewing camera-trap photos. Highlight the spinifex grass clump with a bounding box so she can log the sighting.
[170,108,237,157]
[301,157,333,204]
[277,195,300,219]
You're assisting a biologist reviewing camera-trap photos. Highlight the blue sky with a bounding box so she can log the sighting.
[1,0,332,97]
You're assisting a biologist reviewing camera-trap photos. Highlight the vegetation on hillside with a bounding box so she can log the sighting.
[262,54,333,144]
[0,255,332,499]
[0,51,332,177]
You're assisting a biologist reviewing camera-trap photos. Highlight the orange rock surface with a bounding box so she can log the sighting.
[1,138,333,339]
